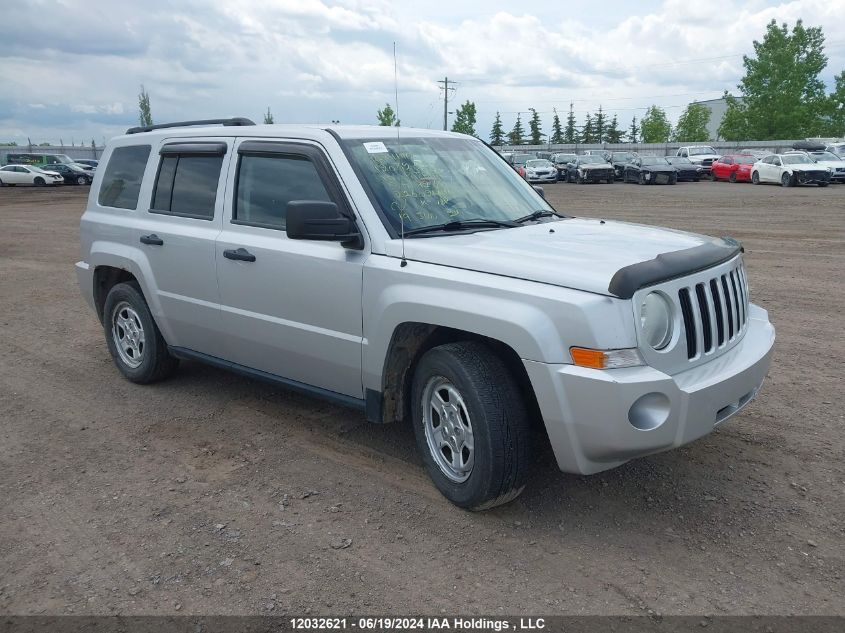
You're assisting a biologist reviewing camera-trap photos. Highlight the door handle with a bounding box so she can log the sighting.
[140,234,164,246]
[223,247,256,262]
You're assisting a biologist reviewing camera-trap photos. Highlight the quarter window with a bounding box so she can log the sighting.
[151,154,224,220]
[98,145,151,209]
[234,154,331,229]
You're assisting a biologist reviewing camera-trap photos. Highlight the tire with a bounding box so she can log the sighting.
[639,172,646,185]
[781,172,793,187]
[76,175,87,185]
[607,177,614,184]
[33,177,45,186]
[103,282,179,384]
[0,178,4,187]
[729,172,737,183]
[752,172,760,185]
[818,182,829,187]
[411,342,531,511]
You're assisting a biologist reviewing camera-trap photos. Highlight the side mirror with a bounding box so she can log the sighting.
[532,185,545,198]
[286,201,362,249]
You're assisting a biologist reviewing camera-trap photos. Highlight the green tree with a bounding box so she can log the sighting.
[376,103,399,126]
[528,108,543,145]
[628,116,639,143]
[564,103,577,144]
[825,70,845,137]
[730,19,830,139]
[489,111,505,145]
[673,102,711,141]
[640,105,671,143]
[594,106,606,143]
[508,113,525,145]
[718,92,749,140]
[605,115,623,143]
[580,112,594,144]
[451,100,478,136]
[263,107,274,124]
[550,108,563,144]
[138,85,153,127]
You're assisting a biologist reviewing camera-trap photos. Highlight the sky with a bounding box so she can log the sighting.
[2,0,844,146]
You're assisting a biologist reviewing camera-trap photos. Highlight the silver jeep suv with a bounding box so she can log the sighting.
[77,118,775,510]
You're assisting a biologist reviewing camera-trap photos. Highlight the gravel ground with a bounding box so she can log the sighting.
[0,181,843,616]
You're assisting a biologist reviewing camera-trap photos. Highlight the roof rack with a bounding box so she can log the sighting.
[126,117,256,135]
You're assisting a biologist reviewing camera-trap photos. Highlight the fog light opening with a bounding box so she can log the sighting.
[628,392,671,431]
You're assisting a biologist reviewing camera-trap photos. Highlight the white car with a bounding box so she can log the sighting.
[751,154,831,187]
[0,164,64,186]
[824,143,845,158]
[798,150,845,183]
[524,159,557,183]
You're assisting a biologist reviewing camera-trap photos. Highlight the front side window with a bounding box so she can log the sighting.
[234,154,331,229]
[99,145,151,209]
[151,154,223,219]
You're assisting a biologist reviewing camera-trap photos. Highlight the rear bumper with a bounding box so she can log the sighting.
[524,303,775,475]
[75,261,96,313]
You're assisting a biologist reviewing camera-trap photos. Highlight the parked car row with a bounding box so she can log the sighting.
[500,143,845,188]
[0,152,99,187]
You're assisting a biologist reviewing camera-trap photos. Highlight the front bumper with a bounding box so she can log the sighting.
[524,303,775,475]
[527,173,557,183]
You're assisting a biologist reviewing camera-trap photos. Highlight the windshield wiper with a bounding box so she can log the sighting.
[403,218,518,237]
[513,210,560,224]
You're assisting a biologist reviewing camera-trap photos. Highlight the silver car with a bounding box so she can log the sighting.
[77,119,775,510]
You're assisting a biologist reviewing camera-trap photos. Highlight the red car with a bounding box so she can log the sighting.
[711,154,756,182]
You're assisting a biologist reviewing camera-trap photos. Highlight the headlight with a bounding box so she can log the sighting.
[640,292,673,350]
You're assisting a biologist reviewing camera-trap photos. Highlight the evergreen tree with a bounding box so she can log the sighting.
[628,116,639,143]
[376,103,399,126]
[528,108,543,145]
[564,103,577,144]
[451,101,478,136]
[605,115,623,143]
[640,105,672,143]
[581,113,594,144]
[594,106,606,143]
[550,108,564,144]
[138,85,153,127]
[489,111,505,145]
[263,107,274,124]
[508,113,525,145]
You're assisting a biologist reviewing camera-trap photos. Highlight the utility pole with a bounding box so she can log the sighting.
[437,77,457,131]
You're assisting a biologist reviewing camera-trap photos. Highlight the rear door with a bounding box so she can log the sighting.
[134,138,230,356]
[214,139,366,398]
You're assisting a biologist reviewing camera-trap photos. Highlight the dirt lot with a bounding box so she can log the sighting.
[0,181,843,617]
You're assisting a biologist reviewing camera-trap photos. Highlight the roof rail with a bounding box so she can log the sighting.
[125,117,256,135]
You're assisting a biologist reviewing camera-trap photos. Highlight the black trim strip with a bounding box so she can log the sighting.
[608,239,743,299]
[168,347,366,411]
[160,142,227,156]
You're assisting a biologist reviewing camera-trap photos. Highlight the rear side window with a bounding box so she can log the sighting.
[234,154,331,229]
[98,145,151,209]
[151,153,224,220]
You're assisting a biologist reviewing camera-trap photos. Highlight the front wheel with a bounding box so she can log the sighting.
[412,342,531,510]
[638,172,646,185]
[729,172,737,183]
[33,177,45,186]
[752,172,760,185]
[818,182,829,187]
[781,172,793,187]
[103,282,179,384]
[76,175,88,185]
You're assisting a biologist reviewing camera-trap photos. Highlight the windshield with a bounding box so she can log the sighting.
[667,157,691,165]
[553,154,576,163]
[782,154,813,165]
[688,147,716,156]
[611,152,635,162]
[343,136,553,234]
[579,155,606,164]
[525,160,552,169]
[640,157,664,166]
[736,156,756,165]
[811,151,841,161]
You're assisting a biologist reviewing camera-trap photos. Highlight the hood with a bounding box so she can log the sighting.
[687,154,720,161]
[385,218,725,297]
[788,163,829,172]
[642,164,676,172]
[579,163,612,170]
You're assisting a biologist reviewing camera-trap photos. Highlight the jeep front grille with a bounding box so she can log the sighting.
[677,262,749,360]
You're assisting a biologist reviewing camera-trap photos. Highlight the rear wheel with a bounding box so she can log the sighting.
[411,342,531,510]
[33,177,45,186]
[781,172,793,187]
[103,282,179,384]
[0,178,4,187]
[76,175,87,185]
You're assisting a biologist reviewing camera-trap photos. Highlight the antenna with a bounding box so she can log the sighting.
[394,41,407,268]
